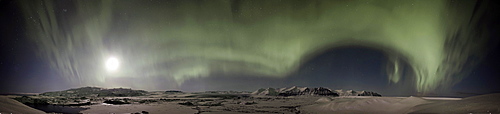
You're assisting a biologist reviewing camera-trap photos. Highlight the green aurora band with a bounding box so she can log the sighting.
[18,0,489,93]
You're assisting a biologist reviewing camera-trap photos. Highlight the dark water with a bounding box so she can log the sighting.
[26,104,89,114]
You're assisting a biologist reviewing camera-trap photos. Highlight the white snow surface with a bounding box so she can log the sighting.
[302,94,500,113]
[2,92,499,113]
[0,96,45,113]
[410,93,500,113]
[302,96,430,113]
[315,97,333,102]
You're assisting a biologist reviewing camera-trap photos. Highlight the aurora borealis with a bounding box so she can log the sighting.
[1,0,499,95]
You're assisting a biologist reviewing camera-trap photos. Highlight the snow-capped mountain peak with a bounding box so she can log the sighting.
[253,86,381,97]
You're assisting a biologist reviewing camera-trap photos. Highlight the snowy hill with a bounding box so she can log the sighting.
[253,86,381,97]
[39,87,148,97]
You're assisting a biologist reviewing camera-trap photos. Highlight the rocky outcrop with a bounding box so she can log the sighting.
[165,90,184,94]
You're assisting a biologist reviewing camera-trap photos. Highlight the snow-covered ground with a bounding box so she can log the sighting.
[0,96,46,113]
[411,93,500,113]
[302,96,430,113]
[302,94,500,113]
[80,102,197,113]
[2,93,499,113]
[301,97,429,114]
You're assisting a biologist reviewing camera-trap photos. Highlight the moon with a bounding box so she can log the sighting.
[105,57,120,72]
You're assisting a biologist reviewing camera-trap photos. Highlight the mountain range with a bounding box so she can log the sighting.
[252,86,381,97]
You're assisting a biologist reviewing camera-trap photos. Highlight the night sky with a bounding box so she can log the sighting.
[1,0,499,97]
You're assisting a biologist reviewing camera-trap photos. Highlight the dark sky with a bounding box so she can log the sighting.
[1,0,499,97]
